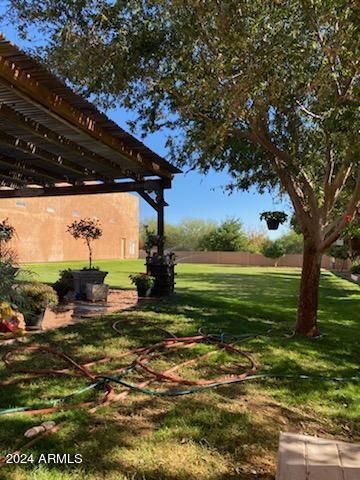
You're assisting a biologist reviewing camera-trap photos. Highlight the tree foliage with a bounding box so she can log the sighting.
[67,218,102,269]
[262,240,286,266]
[199,218,248,252]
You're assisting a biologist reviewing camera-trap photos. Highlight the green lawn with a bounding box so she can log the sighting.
[0,261,359,480]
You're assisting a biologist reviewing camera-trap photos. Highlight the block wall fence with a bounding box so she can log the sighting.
[139,250,350,270]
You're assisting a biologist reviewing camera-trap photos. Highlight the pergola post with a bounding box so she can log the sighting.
[139,185,176,296]
[157,188,165,257]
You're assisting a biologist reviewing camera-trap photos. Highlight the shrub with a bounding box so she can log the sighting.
[53,269,74,299]
[350,263,360,275]
[17,283,58,315]
[0,218,15,260]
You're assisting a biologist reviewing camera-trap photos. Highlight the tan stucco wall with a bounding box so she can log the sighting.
[0,193,139,263]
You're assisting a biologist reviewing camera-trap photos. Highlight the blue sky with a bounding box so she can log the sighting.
[0,22,291,238]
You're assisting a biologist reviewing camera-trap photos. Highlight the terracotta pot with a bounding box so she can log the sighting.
[266,219,280,230]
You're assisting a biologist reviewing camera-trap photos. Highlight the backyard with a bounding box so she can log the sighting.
[0,261,359,479]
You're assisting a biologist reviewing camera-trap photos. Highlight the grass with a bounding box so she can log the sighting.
[0,260,359,480]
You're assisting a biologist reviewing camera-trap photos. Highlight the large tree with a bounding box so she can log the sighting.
[5,0,359,335]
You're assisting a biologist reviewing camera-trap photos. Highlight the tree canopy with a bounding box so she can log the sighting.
[199,218,248,251]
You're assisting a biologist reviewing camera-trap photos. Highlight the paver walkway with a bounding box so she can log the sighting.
[276,432,360,480]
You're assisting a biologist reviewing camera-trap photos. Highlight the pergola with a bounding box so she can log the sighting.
[0,36,180,256]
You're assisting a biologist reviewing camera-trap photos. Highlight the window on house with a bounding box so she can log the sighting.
[15,200,27,207]
[47,207,56,214]
[72,211,80,217]
[129,240,136,256]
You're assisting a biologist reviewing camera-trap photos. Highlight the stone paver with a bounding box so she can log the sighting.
[276,432,360,480]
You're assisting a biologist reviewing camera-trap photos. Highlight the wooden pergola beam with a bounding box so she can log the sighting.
[0,154,62,184]
[0,179,171,198]
[0,102,127,177]
[0,57,172,179]
[0,173,27,187]
[0,130,88,178]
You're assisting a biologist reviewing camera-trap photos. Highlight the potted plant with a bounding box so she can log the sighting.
[129,273,154,297]
[260,211,288,230]
[17,283,58,330]
[67,218,108,297]
[350,263,360,283]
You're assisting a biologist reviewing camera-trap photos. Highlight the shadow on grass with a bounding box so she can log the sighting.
[0,268,358,479]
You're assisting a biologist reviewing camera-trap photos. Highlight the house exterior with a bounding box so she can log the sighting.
[0,192,139,263]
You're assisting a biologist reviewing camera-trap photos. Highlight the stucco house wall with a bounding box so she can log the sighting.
[0,192,139,263]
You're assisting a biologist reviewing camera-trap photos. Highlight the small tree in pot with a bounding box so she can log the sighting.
[260,211,288,231]
[67,218,108,297]
[17,283,58,330]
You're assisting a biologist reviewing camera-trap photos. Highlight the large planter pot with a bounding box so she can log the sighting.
[86,283,109,302]
[146,262,176,296]
[266,219,280,230]
[71,270,108,298]
[350,237,360,255]
[136,286,152,297]
[24,311,45,331]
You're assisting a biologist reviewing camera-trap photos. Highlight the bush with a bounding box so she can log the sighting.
[17,283,58,315]
[53,269,74,299]
[350,263,360,275]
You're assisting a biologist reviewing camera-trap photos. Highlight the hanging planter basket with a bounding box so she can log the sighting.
[266,219,280,230]
[260,211,288,231]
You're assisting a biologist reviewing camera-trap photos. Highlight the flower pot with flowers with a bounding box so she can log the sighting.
[260,211,288,230]
[17,283,58,330]
[129,273,154,297]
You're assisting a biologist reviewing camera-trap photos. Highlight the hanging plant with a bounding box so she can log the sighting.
[260,211,288,230]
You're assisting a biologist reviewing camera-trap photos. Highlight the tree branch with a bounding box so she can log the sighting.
[320,172,360,251]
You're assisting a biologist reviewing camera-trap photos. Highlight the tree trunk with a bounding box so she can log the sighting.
[295,239,322,337]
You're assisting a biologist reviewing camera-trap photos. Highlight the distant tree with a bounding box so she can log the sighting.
[140,218,216,251]
[327,244,350,270]
[199,218,248,252]
[279,231,304,254]
[67,218,102,269]
[246,228,270,254]
[177,218,217,250]
[262,241,286,267]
